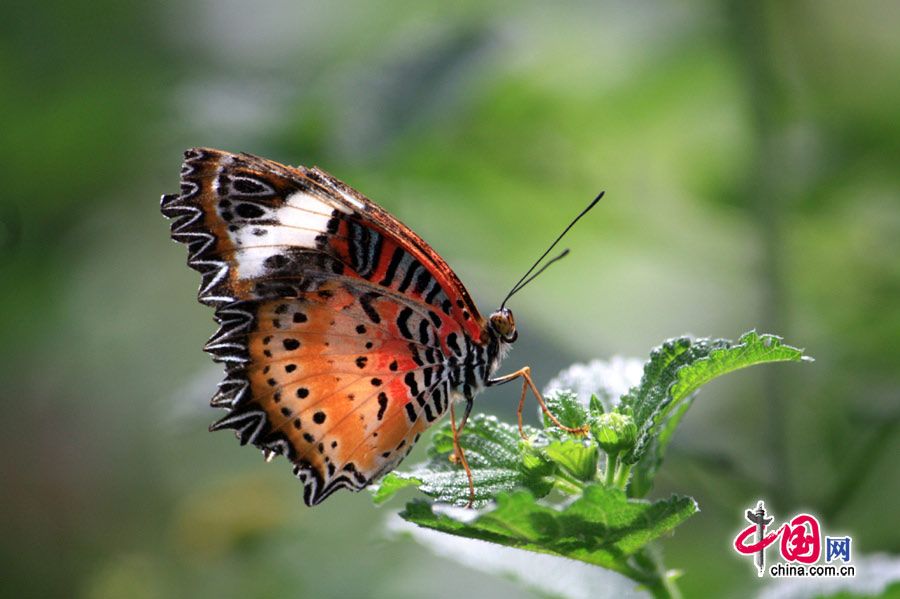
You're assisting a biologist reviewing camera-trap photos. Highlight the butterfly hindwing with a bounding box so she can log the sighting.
[208,279,457,504]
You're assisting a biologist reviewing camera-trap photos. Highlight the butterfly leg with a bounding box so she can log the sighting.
[489,366,589,440]
[449,397,476,508]
[458,394,474,432]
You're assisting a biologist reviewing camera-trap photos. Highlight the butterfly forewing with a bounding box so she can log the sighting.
[162,148,490,505]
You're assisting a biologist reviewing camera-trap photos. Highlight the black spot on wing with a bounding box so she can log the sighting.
[235,203,265,219]
[397,259,422,293]
[447,333,461,356]
[376,392,388,420]
[359,292,382,324]
[425,280,442,305]
[404,402,418,422]
[418,319,432,345]
[379,247,404,287]
[397,307,414,340]
[413,269,431,295]
[404,371,419,395]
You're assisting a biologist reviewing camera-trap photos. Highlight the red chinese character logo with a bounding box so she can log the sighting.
[779,514,821,563]
[734,504,823,575]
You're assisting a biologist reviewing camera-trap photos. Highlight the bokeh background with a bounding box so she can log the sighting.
[2,1,898,597]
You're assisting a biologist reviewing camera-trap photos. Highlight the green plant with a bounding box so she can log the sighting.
[372,331,811,598]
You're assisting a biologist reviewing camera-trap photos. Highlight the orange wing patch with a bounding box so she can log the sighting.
[219,280,457,504]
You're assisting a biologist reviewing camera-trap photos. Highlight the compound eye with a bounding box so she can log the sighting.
[490,310,516,341]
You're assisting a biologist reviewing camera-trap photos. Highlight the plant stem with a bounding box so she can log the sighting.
[552,465,586,494]
[633,544,682,599]
[605,453,618,486]
[553,476,583,496]
[614,463,632,490]
[645,570,682,599]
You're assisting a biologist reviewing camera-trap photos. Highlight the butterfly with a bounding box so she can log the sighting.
[162,148,598,506]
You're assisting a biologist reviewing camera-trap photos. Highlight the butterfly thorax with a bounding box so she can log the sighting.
[445,319,513,401]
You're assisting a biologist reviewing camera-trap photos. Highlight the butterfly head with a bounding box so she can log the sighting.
[489,308,518,344]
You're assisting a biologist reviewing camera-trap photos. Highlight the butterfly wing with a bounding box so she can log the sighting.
[162,148,483,504]
[162,148,484,331]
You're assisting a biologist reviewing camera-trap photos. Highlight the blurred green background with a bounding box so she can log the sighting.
[2,1,898,597]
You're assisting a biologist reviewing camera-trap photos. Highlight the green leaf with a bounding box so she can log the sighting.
[589,394,605,417]
[630,397,694,498]
[370,414,553,507]
[669,331,810,400]
[620,331,809,465]
[399,485,698,579]
[519,440,558,491]
[371,474,422,505]
[544,438,599,482]
[542,389,589,431]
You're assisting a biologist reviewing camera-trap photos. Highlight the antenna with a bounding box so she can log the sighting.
[503,249,570,305]
[500,191,604,309]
